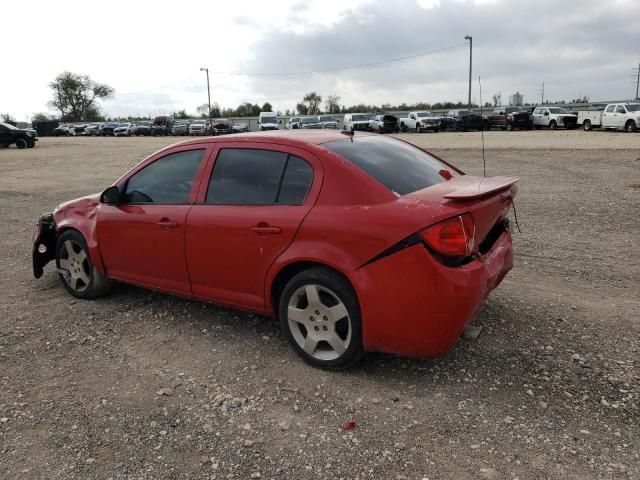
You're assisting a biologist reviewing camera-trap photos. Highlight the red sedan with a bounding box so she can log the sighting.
[33,131,518,369]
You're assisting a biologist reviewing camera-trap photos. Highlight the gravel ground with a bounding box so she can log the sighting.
[1,132,639,479]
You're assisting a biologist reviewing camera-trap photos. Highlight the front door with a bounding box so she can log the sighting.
[602,104,616,128]
[97,147,208,294]
[186,144,320,311]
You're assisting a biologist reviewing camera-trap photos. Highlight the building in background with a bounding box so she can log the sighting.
[509,92,524,106]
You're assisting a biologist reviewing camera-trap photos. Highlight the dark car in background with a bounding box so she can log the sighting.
[300,116,322,129]
[53,124,73,136]
[172,121,190,136]
[151,115,174,136]
[485,106,532,131]
[442,110,484,131]
[211,119,233,135]
[133,121,152,136]
[0,122,37,148]
[370,114,400,133]
[85,124,102,136]
[100,122,120,136]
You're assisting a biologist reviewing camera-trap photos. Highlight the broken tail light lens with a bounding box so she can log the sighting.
[420,214,476,258]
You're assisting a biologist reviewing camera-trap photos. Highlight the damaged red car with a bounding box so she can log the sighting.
[33,131,518,369]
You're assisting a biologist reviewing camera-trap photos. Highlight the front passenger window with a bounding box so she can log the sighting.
[615,106,626,114]
[125,149,205,204]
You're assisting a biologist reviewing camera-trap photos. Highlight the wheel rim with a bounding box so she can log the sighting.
[59,240,90,292]
[287,284,351,361]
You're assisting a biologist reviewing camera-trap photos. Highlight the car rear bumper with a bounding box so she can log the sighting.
[356,228,513,357]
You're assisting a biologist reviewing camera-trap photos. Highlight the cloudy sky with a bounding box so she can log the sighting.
[3,0,639,120]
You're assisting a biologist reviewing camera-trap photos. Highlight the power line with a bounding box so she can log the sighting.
[211,42,467,77]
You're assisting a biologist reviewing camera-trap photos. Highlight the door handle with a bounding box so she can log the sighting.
[251,224,281,235]
[158,218,178,229]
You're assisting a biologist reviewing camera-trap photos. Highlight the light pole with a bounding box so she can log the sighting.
[200,67,211,126]
[464,35,472,109]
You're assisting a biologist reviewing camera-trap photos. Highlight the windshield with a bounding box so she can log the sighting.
[625,104,640,112]
[416,112,434,117]
[323,136,457,196]
[192,120,205,125]
[352,114,370,121]
[457,110,472,116]
[319,116,335,122]
[548,108,568,114]
[262,115,277,121]
[0,122,18,130]
[301,117,318,124]
[505,107,521,113]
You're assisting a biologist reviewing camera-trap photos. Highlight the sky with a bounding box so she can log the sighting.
[2,0,639,120]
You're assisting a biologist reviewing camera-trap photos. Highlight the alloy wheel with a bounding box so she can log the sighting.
[58,240,90,292]
[287,284,351,361]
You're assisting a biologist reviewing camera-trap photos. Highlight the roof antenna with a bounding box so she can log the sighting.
[478,75,486,177]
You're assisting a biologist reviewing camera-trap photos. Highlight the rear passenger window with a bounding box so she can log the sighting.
[277,156,313,205]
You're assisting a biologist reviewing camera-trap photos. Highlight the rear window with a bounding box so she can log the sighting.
[323,136,456,196]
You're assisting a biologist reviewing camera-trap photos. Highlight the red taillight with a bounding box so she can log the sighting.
[420,214,476,258]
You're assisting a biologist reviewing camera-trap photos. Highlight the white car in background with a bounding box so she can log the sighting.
[318,115,339,129]
[343,113,372,132]
[113,123,132,137]
[189,120,209,136]
[258,112,279,131]
[287,117,302,129]
[531,107,578,130]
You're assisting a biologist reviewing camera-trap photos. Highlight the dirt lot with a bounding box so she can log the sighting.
[1,131,639,479]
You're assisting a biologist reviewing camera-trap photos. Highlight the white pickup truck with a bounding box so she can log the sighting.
[399,111,441,133]
[578,103,640,132]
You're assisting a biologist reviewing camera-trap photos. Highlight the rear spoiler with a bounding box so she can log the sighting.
[444,176,519,200]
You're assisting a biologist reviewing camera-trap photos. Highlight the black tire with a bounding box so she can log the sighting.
[534,125,542,130]
[378,126,383,134]
[549,120,557,130]
[583,120,592,131]
[55,230,113,299]
[400,123,406,133]
[416,124,422,133]
[15,138,27,149]
[1,143,10,148]
[506,123,513,131]
[625,120,636,133]
[279,267,363,370]
[433,127,439,133]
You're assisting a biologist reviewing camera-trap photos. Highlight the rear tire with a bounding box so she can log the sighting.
[506,123,513,131]
[279,267,363,370]
[583,120,592,131]
[549,120,557,130]
[15,138,27,149]
[625,120,636,133]
[55,230,113,299]
[416,124,422,133]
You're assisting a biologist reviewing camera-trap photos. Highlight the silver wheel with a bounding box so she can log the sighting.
[58,240,90,292]
[287,284,351,361]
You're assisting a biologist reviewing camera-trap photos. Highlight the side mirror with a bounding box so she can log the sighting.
[278,120,282,124]
[100,185,122,205]
[544,111,549,116]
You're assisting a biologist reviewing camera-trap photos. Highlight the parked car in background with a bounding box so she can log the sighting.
[531,107,577,130]
[318,115,339,129]
[172,121,190,136]
[343,113,371,132]
[114,123,132,137]
[578,103,640,132]
[258,112,279,131]
[484,106,532,131]
[85,124,102,136]
[212,119,233,135]
[53,124,73,136]
[152,115,174,136]
[370,114,400,134]
[189,120,209,136]
[399,111,441,133]
[441,110,484,131]
[100,122,120,136]
[232,123,249,133]
[132,121,153,136]
[0,122,37,148]
[300,116,322,129]
[32,131,518,369]
[287,117,302,129]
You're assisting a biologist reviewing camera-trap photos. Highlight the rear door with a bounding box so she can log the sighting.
[185,143,322,310]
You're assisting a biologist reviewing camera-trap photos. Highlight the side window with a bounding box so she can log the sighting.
[206,149,287,205]
[615,105,626,114]
[277,156,313,205]
[605,105,615,113]
[124,149,205,204]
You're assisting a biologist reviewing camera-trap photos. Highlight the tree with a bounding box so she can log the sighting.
[325,95,341,114]
[1,113,16,123]
[196,102,220,118]
[173,109,190,119]
[261,102,273,112]
[296,103,309,115]
[302,92,322,114]
[48,72,114,122]
[492,92,501,107]
[32,112,56,122]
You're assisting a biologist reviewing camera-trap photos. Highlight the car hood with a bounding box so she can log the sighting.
[54,193,101,219]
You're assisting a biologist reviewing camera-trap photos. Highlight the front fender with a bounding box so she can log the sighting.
[54,199,105,273]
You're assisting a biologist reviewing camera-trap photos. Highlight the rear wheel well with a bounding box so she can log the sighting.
[270,262,354,317]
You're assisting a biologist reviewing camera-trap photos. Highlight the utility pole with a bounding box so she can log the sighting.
[200,67,211,125]
[633,64,640,100]
[539,81,545,105]
[464,35,472,109]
